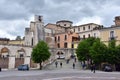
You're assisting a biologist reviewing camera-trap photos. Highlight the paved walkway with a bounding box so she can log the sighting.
[44,58,82,70]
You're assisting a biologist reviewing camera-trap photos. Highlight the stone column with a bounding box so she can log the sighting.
[24,56,30,66]
[24,48,32,67]
[9,55,15,69]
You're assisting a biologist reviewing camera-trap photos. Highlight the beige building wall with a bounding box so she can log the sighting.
[72,23,100,33]
[100,27,120,46]
[45,23,65,33]
[9,40,24,45]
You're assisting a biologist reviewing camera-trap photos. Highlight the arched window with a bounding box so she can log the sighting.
[17,48,25,58]
[1,47,9,58]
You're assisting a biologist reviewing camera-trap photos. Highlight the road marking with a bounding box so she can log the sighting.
[43,76,117,80]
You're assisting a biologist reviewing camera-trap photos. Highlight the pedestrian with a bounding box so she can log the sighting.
[74,57,77,62]
[55,61,58,68]
[90,64,93,72]
[93,64,96,73]
[60,62,62,68]
[73,62,75,69]
[66,59,69,64]
[82,63,86,69]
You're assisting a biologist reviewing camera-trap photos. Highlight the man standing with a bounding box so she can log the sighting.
[55,61,58,68]
[60,62,62,68]
[93,64,96,73]
[73,62,75,69]
[90,64,93,72]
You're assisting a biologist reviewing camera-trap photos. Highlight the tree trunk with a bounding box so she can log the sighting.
[39,62,42,70]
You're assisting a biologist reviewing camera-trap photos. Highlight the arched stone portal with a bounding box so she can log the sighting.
[56,51,65,59]
[16,48,26,58]
[1,47,9,58]
[15,48,26,68]
[0,47,9,68]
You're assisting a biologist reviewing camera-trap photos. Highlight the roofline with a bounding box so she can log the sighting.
[44,23,56,27]
[56,20,73,24]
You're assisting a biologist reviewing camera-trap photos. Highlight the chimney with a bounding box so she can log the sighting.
[114,16,120,26]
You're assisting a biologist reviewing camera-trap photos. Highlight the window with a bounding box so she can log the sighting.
[38,16,42,22]
[83,27,85,30]
[78,27,80,31]
[94,33,96,37]
[74,29,75,32]
[57,43,60,48]
[20,54,23,58]
[55,37,57,42]
[83,35,85,39]
[88,26,90,29]
[31,38,33,46]
[110,31,115,40]
[71,44,74,48]
[64,24,66,26]
[110,31,114,38]
[58,36,60,41]
[64,35,67,40]
[88,34,90,38]
[64,42,67,48]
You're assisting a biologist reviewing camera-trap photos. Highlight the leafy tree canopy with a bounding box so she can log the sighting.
[76,37,97,61]
[90,39,108,64]
[31,40,51,69]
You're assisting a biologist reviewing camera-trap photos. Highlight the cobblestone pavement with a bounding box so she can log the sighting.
[0,69,120,80]
[0,59,120,80]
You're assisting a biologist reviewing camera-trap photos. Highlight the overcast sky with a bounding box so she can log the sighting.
[0,0,120,40]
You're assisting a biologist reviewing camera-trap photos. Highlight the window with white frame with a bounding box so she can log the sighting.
[94,33,96,37]
[78,27,80,31]
[83,27,85,31]
[110,31,115,40]
[110,31,114,38]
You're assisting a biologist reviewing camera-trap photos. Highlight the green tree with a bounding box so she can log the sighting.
[90,39,108,64]
[107,40,117,64]
[116,44,120,64]
[76,37,96,63]
[76,40,89,62]
[31,41,51,70]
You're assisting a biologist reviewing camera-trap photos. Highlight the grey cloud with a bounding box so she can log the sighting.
[9,0,45,14]
[41,0,111,24]
[0,0,30,20]
[1,0,120,39]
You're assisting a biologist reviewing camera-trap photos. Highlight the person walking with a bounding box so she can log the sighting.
[66,59,70,64]
[93,64,96,73]
[74,57,77,62]
[90,64,93,72]
[82,63,86,69]
[73,62,75,69]
[60,62,62,68]
[55,61,58,68]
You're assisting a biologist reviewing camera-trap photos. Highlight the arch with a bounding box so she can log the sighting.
[16,48,26,58]
[56,50,65,59]
[0,47,9,58]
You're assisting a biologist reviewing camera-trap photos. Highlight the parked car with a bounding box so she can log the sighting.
[104,65,112,72]
[18,64,29,71]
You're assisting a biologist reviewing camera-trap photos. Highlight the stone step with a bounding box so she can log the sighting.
[44,59,82,70]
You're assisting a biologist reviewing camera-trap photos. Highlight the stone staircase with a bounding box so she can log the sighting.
[44,58,82,70]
